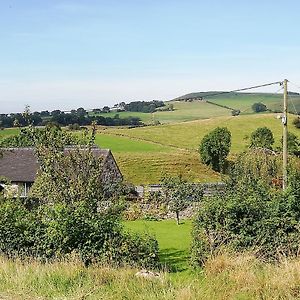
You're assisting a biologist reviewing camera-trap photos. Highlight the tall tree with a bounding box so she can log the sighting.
[199,127,231,172]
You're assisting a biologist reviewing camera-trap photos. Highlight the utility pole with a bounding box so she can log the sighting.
[282,79,288,190]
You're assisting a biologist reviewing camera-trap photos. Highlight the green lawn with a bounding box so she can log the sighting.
[124,220,193,272]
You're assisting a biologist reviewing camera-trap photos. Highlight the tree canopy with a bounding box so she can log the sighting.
[250,127,274,150]
[199,127,231,172]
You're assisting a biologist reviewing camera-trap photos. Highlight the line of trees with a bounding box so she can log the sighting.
[0,110,143,128]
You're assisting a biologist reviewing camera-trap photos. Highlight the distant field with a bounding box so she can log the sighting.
[90,101,231,124]
[90,93,300,126]
[101,113,300,153]
[0,128,19,139]
[95,134,171,153]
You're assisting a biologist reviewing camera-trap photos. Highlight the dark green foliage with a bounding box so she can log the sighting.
[250,127,274,150]
[0,126,159,268]
[124,100,165,113]
[191,151,300,267]
[0,198,158,268]
[293,117,300,129]
[199,127,231,172]
[252,102,267,113]
[0,110,143,128]
[279,132,300,156]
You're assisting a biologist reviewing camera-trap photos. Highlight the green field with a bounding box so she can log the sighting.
[100,113,300,153]
[0,128,19,139]
[175,91,300,116]
[93,113,300,183]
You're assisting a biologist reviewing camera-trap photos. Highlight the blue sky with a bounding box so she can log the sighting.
[1,0,300,113]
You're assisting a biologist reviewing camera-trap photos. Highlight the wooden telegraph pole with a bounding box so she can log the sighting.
[282,79,288,190]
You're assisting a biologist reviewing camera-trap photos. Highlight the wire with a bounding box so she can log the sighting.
[288,91,300,115]
[288,81,300,91]
[182,81,283,101]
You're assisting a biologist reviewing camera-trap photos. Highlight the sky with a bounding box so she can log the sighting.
[1,0,300,113]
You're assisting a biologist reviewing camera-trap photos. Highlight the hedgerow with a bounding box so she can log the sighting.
[0,197,158,268]
[191,150,300,267]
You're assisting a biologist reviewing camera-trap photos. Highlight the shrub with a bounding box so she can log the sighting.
[293,117,300,128]
[250,127,274,150]
[0,198,159,268]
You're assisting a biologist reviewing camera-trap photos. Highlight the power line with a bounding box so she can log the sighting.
[183,81,283,101]
[288,91,300,115]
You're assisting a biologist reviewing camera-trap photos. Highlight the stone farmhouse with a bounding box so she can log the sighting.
[0,147,122,197]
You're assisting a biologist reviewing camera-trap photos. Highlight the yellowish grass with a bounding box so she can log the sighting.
[2,254,300,299]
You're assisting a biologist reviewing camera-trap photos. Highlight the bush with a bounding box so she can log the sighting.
[250,127,274,150]
[0,198,159,268]
[293,117,300,129]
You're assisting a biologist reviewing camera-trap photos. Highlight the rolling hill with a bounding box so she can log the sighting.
[89,92,300,125]
[2,94,300,184]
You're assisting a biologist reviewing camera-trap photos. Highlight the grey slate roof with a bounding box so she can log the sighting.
[0,147,116,183]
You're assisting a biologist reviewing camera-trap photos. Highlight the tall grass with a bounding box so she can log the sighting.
[2,253,300,299]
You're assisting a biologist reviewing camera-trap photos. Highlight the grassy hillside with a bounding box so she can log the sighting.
[90,93,300,125]
[175,91,300,115]
[95,113,300,183]
[100,113,300,153]
[95,134,219,184]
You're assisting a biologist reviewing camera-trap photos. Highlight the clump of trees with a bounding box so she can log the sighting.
[124,100,165,113]
[0,108,143,129]
[252,102,268,113]
[199,127,231,172]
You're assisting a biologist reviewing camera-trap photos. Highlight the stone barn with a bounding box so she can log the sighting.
[0,147,122,197]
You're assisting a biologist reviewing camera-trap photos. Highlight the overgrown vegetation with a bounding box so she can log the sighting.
[191,149,300,267]
[0,126,159,268]
[3,253,300,299]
